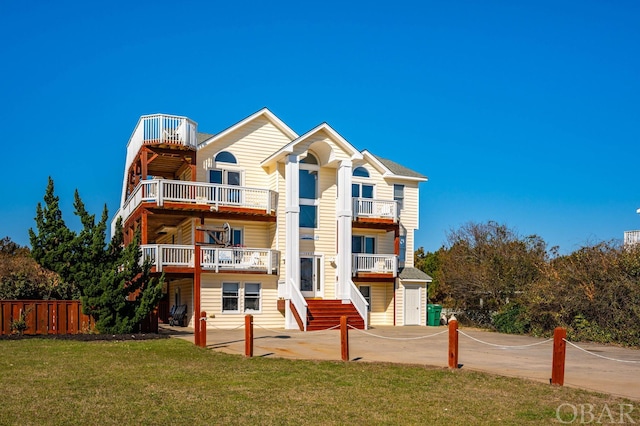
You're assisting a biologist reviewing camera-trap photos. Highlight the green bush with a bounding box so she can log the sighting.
[493,303,530,334]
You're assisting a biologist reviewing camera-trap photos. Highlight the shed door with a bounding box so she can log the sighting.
[404,285,421,325]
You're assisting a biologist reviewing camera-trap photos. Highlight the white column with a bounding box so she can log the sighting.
[284,155,300,328]
[336,160,353,300]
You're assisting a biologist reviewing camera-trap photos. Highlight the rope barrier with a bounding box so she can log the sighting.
[204,323,245,331]
[348,325,449,340]
[254,324,299,334]
[563,339,640,364]
[457,330,553,349]
[308,324,341,332]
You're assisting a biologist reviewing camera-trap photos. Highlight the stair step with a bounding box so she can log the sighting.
[305,299,365,330]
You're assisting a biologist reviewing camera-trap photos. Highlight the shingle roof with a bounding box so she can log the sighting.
[371,153,427,179]
[398,267,433,281]
[197,132,215,144]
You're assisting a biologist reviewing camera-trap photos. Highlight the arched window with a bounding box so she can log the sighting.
[215,151,237,164]
[352,166,374,199]
[299,153,319,228]
[353,166,369,178]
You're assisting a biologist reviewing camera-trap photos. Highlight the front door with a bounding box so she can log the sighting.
[300,256,322,298]
[404,285,421,325]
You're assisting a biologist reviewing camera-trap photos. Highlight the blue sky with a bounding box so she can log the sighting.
[1,1,639,254]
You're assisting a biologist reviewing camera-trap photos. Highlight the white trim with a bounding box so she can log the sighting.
[262,122,363,168]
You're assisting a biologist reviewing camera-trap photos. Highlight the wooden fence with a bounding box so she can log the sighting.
[0,300,159,335]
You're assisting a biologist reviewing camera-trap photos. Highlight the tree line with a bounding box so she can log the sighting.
[0,178,162,334]
[416,221,640,346]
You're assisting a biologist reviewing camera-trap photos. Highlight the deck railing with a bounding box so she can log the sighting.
[141,244,278,274]
[119,179,276,223]
[353,198,398,221]
[352,254,398,276]
[624,230,640,246]
[128,114,198,152]
[348,280,369,330]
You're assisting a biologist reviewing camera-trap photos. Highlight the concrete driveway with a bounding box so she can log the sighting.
[161,324,640,401]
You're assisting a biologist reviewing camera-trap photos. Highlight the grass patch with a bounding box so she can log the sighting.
[0,338,637,425]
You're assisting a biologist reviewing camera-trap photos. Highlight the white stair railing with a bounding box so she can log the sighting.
[348,280,369,330]
[289,279,308,331]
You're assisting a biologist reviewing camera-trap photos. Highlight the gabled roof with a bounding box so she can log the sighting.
[197,107,298,149]
[398,267,433,282]
[261,122,363,167]
[361,150,428,182]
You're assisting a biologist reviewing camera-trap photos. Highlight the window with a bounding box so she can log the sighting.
[222,282,239,312]
[215,151,237,164]
[353,166,369,178]
[394,184,404,210]
[300,153,319,228]
[244,283,261,312]
[352,235,375,254]
[359,285,371,311]
[209,169,241,186]
[352,183,374,198]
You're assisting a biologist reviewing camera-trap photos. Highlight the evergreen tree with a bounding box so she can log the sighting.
[82,219,163,334]
[29,178,163,333]
[28,177,79,298]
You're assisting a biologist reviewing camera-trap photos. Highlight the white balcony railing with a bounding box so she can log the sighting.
[352,254,398,276]
[141,244,279,274]
[119,179,277,224]
[353,198,398,222]
[624,230,640,246]
[128,114,198,152]
[349,280,369,330]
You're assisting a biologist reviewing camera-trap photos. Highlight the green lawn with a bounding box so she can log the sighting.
[0,337,636,425]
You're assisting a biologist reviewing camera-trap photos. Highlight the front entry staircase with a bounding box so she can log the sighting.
[306,299,365,331]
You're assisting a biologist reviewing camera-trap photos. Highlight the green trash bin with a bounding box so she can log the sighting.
[427,304,442,326]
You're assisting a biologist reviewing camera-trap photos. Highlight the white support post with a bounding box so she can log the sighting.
[336,160,353,300]
[284,155,300,328]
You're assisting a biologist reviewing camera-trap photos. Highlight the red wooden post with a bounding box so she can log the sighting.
[245,314,254,357]
[199,311,207,348]
[341,315,349,361]
[448,319,459,369]
[551,327,567,386]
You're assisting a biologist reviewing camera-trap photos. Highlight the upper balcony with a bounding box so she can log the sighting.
[352,198,398,225]
[624,230,640,246]
[128,114,198,152]
[118,179,277,225]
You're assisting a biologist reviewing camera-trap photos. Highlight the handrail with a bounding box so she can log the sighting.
[353,198,398,221]
[117,179,276,225]
[140,244,278,274]
[352,254,397,276]
[349,280,369,330]
[289,278,308,331]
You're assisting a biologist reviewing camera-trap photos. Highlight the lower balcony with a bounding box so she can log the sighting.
[352,254,397,277]
[141,244,279,274]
